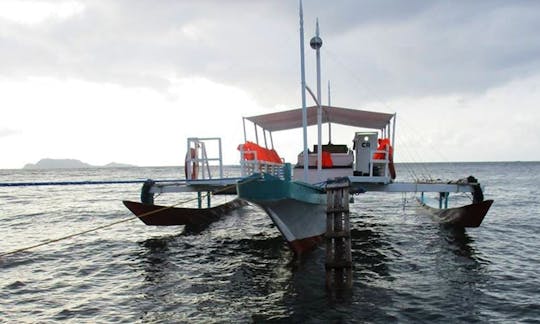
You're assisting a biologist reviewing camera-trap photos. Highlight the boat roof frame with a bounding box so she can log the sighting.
[242,105,396,151]
[244,105,394,133]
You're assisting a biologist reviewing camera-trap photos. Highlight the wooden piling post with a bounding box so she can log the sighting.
[325,177,352,289]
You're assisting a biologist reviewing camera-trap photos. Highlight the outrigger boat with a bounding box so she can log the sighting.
[236,105,398,254]
[123,3,493,256]
[123,109,492,255]
[234,107,493,253]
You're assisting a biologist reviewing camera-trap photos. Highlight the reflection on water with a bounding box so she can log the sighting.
[133,210,493,322]
[2,164,540,322]
[138,236,174,283]
[440,226,478,258]
[426,225,489,322]
[136,228,295,322]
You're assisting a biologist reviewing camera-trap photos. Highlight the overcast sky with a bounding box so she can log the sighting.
[1,0,539,169]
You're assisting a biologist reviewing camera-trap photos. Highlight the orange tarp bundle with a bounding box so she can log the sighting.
[238,141,282,164]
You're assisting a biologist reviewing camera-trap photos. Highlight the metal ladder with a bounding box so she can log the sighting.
[325,177,353,290]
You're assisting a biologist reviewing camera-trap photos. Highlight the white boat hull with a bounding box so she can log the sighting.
[253,199,327,255]
[236,174,327,255]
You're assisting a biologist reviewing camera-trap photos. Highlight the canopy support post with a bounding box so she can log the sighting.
[242,117,247,143]
[254,124,259,145]
[391,114,397,152]
[328,81,332,144]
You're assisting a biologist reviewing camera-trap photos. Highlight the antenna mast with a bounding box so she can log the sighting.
[299,0,308,181]
[310,18,323,179]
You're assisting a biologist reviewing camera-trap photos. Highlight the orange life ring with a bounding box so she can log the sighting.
[185,148,199,180]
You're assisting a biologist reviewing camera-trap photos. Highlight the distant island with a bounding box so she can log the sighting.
[23,158,136,169]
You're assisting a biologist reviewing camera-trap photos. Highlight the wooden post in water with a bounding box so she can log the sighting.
[325,177,352,289]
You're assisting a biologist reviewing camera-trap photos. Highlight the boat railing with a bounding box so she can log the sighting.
[240,149,285,178]
[370,146,390,178]
[186,137,224,181]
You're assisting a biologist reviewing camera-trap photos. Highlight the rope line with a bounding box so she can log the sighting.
[0,179,247,258]
[0,179,185,187]
[323,47,458,183]
[324,48,426,181]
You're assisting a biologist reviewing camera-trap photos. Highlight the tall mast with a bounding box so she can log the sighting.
[310,18,323,179]
[299,0,308,181]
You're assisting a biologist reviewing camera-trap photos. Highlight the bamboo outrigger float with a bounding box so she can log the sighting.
[122,199,247,230]
[417,199,494,228]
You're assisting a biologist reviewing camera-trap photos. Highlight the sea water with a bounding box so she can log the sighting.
[0,162,539,323]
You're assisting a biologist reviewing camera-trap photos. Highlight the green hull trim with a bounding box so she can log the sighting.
[237,173,325,205]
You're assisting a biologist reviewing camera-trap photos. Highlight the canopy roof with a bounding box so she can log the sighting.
[244,105,394,132]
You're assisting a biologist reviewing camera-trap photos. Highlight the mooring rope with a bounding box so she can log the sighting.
[0,180,246,258]
[0,179,183,187]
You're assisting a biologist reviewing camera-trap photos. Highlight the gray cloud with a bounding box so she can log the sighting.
[1,0,539,106]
